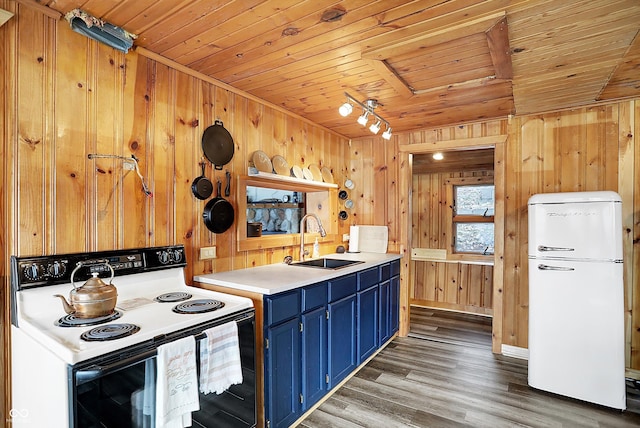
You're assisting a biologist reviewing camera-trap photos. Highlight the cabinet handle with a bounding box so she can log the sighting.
[299,322,303,332]
[300,393,304,404]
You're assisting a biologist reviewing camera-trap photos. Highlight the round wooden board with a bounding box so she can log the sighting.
[252,150,273,173]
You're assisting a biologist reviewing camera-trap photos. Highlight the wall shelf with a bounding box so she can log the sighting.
[248,171,338,189]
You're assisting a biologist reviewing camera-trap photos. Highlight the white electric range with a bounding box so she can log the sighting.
[10,245,257,428]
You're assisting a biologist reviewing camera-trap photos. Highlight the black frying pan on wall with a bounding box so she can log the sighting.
[203,179,234,234]
[202,120,234,170]
[191,162,213,200]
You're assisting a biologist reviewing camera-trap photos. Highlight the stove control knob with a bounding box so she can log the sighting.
[158,250,170,264]
[172,249,183,263]
[47,261,67,278]
[23,263,44,281]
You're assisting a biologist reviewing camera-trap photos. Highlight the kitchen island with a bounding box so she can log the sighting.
[194,252,401,428]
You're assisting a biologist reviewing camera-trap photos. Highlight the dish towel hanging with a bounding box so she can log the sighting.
[199,321,243,395]
[156,336,200,427]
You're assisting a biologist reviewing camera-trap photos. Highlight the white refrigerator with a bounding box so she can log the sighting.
[527,191,626,410]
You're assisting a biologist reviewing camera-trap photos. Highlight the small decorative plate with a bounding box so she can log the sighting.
[252,150,272,173]
[321,166,334,183]
[291,165,303,179]
[309,164,322,181]
[302,167,314,180]
[272,155,290,176]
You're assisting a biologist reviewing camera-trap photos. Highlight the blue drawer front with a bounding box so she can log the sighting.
[266,291,300,326]
[357,267,379,291]
[380,263,391,281]
[328,274,357,302]
[302,282,327,312]
[391,259,400,277]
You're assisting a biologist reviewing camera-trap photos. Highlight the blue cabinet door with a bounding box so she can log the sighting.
[265,318,300,428]
[379,279,391,344]
[390,275,400,335]
[301,306,327,411]
[357,285,379,364]
[327,295,357,389]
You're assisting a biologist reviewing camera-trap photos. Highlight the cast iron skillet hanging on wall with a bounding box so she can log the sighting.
[202,120,234,170]
[191,161,213,200]
[203,178,234,234]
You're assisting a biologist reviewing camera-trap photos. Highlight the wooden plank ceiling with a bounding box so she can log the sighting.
[38,0,640,139]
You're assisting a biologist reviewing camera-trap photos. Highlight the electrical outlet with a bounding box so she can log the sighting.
[343,234,350,242]
[200,246,217,260]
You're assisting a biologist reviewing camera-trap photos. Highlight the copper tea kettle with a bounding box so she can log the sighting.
[54,261,118,318]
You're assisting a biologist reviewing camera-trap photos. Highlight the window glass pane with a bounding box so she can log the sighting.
[246,186,305,235]
[455,223,494,254]
[455,185,494,216]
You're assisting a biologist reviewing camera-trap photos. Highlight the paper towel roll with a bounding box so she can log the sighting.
[348,225,360,253]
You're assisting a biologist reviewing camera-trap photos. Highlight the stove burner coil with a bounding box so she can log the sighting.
[172,299,225,314]
[155,292,193,303]
[56,310,122,327]
[80,323,140,342]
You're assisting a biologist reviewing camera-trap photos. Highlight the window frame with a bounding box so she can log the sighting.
[445,177,495,262]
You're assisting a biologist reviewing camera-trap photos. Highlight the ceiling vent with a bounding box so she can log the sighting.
[64,9,136,54]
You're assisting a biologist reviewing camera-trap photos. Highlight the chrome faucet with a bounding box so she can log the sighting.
[299,213,326,261]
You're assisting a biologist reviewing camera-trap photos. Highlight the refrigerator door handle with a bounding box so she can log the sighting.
[537,264,575,271]
[538,245,575,252]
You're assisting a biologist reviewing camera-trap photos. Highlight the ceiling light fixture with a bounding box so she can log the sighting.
[433,152,444,160]
[338,92,392,139]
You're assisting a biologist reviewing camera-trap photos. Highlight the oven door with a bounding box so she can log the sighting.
[69,309,256,428]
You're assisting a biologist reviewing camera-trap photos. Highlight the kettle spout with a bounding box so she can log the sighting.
[53,294,76,315]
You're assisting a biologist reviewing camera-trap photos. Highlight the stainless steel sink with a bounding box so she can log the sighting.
[290,258,363,269]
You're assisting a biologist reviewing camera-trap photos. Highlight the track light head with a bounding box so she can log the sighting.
[382,126,392,140]
[357,111,369,126]
[369,120,381,134]
[338,101,353,117]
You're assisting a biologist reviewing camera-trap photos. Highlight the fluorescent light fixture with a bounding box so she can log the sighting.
[357,111,369,126]
[433,152,444,160]
[338,102,353,117]
[369,120,381,134]
[381,127,392,140]
[65,9,136,54]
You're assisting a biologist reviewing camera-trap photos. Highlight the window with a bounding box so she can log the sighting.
[452,183,494,255]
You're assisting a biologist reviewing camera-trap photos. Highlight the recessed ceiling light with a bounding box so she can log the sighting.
[433,152,444,160]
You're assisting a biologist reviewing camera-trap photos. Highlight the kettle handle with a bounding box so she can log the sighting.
[70,261,115,289]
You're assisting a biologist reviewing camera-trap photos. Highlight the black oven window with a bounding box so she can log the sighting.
[73,319,256,428]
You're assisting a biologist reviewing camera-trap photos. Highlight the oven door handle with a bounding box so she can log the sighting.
[75,348,157,385]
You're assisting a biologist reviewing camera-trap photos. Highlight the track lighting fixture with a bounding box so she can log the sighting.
[338,92,392,139]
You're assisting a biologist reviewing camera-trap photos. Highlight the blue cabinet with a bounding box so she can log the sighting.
[301,306,327,411]
[379,279,391,344]
[263,260,400,427]
[357,266,380,364]
[327,294,357,388]
[265,317,300,428]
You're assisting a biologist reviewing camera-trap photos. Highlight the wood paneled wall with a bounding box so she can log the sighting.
[411,171,494,315]
[396,104,640,372]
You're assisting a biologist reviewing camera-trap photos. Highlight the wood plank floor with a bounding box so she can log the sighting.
[298,306,640,428]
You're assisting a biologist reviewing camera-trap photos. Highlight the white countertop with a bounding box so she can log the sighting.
[193,252,402,295]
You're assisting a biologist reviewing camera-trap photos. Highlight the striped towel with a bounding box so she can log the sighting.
[199,321,243,395]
